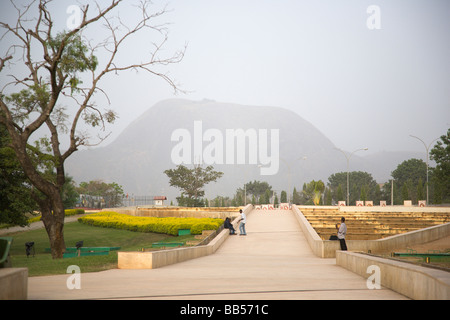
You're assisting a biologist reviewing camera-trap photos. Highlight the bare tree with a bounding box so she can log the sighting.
[0,0,185,258]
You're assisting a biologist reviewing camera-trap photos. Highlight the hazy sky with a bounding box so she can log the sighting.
[1,0,449,156]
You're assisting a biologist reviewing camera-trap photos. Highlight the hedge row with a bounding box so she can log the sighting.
[77,211,224,236]
[28,208,85,224]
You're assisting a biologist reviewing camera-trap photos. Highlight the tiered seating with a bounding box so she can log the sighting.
[300,207,450,240]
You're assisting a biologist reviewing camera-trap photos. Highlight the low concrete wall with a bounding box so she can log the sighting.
[292,205,450,258]
[0,268,28,300]
[336,251,450,300]
[292,204,325,257]
[118,205,252,269]
[104,206,242,219]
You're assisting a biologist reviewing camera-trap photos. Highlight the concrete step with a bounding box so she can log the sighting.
[307,221,442,228]
[185,240,201,246]
[194,230,216,240]
[305,215,448,220]
[320,233,383,240]
[314,224,438,233]
[300,207,449,240]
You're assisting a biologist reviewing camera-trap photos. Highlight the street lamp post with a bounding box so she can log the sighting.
[280,156,307,203]
[335,147,368,205]
[409,135,439,205]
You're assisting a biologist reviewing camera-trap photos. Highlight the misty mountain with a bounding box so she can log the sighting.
[66,99,424,202]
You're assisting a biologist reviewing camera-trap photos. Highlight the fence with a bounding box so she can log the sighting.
[121,195,160,207]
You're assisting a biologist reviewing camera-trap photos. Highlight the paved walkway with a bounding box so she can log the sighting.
[0,214,91,235]
[27,209,408,299]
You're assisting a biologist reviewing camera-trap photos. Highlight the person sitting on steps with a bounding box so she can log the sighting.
[224,217,236,235]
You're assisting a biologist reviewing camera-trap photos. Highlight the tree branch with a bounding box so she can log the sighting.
[1,0,185,190]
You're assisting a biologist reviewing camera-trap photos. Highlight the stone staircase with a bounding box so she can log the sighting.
[300,207,450,240]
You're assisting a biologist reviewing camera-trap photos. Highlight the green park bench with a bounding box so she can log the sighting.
[0,237,13,268]
[178,229,191,236]
[44,246,121,258]
[63,246,121,258]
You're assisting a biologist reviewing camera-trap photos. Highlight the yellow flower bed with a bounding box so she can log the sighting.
[78,211,224,236]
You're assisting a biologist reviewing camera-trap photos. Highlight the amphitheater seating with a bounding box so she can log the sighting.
[300,207,450,240]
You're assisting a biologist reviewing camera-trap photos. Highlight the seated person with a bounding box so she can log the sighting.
[224,217,236,235]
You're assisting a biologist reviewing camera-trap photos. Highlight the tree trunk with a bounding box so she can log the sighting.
[43,217,66,259]
[38,192,66,259]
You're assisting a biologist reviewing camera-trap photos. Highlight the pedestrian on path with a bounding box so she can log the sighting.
[238,209,247,235]
[336,217,347,250]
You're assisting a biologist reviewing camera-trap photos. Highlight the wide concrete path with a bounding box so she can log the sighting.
[28,209,407,299]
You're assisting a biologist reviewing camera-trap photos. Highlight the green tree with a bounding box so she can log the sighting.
[280,190,287,203]
[360,185,367,202]
[381,180,401,205]
[391,159,427,186]
[76,180,124,208]
[391,159,427,204]
[245,181,272,199]
[0,1,184,258]
[324,187,332,205]
[314,181,325,205]
[0,124,37,226]
[336,184,344,202]
[430,128,450,203]
[234,191,244,207]
[263,189,271,204]
[1,123,78,226]
[432,178,443,204]
[292,187,301,205]
[232,187,245,205]
[328,172,377,205]
[164,164,223,207]
[62,175,79,209]
[214,196,225,207]
[303,180,325,205]
[274,193,279,206]
[417,177,425,202]
[374,184,382,204]
[401,184,409,202]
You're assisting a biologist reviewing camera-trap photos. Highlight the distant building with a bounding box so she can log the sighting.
[153,196,167,206]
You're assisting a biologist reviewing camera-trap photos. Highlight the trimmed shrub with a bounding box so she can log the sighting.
[27,208,85,224]
[78,212,224,236]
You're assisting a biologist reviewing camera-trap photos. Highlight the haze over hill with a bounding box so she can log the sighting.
[66,99,424,202]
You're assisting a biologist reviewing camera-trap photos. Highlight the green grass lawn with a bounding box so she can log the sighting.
[7,221,197,276]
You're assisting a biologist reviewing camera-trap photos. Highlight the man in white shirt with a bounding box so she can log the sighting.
[239,209,247,235]
[336,217,347,250]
